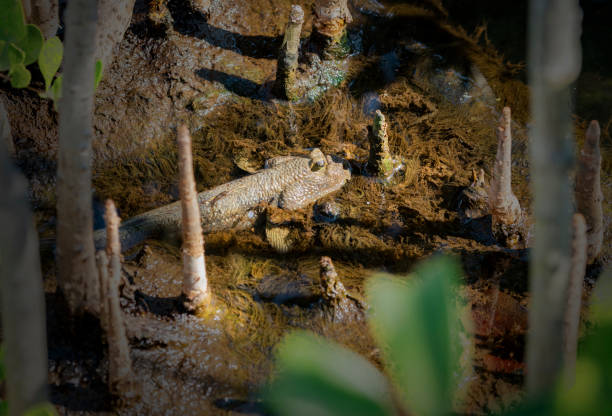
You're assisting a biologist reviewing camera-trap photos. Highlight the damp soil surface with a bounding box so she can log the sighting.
[3,0,612,415]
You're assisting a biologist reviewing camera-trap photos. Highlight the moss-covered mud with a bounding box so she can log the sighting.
[3,0,611,415]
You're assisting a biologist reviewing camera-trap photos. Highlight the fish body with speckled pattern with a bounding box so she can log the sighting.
[93,149,351,252]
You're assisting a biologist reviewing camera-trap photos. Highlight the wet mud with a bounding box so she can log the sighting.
[2,0,611,415]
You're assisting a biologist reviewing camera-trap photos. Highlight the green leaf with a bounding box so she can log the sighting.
[8,62,31,88]
[7,42,24,66]
[19,24,44,66]
[39,75,62,109]
[51,75,62,99]
[367,255,468,416]
[94,59,103,90]
[264,331,395,416]
[23,402,59,416]
[38,36,63,91]
[0,0,27,44]
[0,40,7,71]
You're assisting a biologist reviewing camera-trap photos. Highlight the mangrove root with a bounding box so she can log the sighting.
[575,120,603,263]
[312,0,352,59]
[100,200,136,397]
[367,110,395,178]
[488,107,523,247]
[177,125,210,311]
[274,5,305,101]
[563,213,587,387]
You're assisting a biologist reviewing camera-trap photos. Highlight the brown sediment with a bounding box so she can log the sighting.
[575,120,604,263]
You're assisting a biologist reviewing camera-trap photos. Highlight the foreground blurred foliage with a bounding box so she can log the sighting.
[264,257,612,416]
[0,346,57,416]
[0,0,102,104]
[264,255,468,416]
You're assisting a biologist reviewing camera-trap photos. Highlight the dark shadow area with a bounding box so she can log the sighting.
[46,292,112,412]
[134,291,186,318]
[167,0,282,59]
[214,398,268,415]
[473,364,524,386]
[195,68,264,99]
[50,383,112,412]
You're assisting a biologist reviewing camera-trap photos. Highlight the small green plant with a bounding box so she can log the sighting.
[264,255,469,416]
[0,0,102,106]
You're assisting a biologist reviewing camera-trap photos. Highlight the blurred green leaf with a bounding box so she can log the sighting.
[0,401,7,416]
[20,24,44,66]
[38,37,62,91]
[0,40,8,71]
[51,75,62,98]
[551,268,612,416]
[0,0,27,44]
[23,403,58,416]
[94,59,103,90]
[264,331,395,416]
[587,267,612,324]
[7,42,24,66]
[8,62,31,88]
[39,75,62,109]
[367,255,466,416]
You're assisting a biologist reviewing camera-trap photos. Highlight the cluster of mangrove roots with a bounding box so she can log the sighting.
[274,1,352,100]
[92,125,212,398]
[97,200,136,397]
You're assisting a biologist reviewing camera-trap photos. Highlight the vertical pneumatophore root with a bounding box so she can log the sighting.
[319,256,346,306]
[274,5,305,101]
[488,106,523,246]
[313,0,352,59]
[563,213,587,387]
[177,125,210,311]
[367,110,394,178]
[575,120,603,263]
[102,200,135,395]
